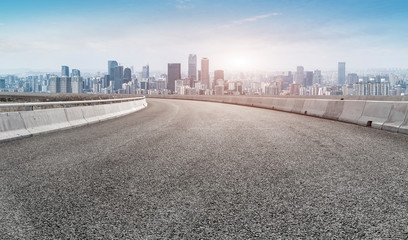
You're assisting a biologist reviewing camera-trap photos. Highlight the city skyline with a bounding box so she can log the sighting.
[1,0,407,73]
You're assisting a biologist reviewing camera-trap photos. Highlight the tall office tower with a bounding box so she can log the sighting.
[313,70,322,85]
[347,73,359,85]
[71,76,83,93]
[124,67,132,83]
[49,76,61,93]
[167,63,181,93]
[60,76,72,93]
[338,62,346,85]
[71,69,81,77]
[201,58,210,89]
[108,60,118,86]
[0,78,6,89]
[188,54,197,87]
[198,70,201,82]
[296,66,304,85]
[114,66,124,90]
[142,65,149,78]
[305,71,313,87]
[61,66,69,77]
[213,70,224,89]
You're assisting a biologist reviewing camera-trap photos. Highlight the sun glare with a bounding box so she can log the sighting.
[229,56,252,70]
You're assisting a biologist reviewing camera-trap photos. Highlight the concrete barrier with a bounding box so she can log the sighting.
[81,105,108,123]
[0,98,147,142]
[0,112,31,142]
[301,99,329,117]
[357,101,393,129]
[65,107,88,127]
[338,101,366,124]
[292,99,306,114]
[323,101,345,120]
[20,108,71,134]
[382,102,408,132]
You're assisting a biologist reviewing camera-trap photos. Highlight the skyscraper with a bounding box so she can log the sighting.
[60,76,72,93]
[167,63,181,93]
[338,62,346,85]
[313,70,322,85]
[201,58,209,89]
[188,54,197,87]
[305,71,313,87]
[213,70,224,89]
[61,66,69,77]
[108,60,118,87]
[71,69,80,77]
[142,65,149,79]
[113,66,124,90]
[124,68,132,83]
[296,66,304,85]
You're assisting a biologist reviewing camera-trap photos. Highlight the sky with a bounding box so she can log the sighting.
[0,0,407,73]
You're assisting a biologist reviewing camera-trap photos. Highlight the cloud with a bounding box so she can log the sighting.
[221,13,281,28]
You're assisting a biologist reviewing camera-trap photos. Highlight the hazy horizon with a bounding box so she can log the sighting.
[1,0,407,73]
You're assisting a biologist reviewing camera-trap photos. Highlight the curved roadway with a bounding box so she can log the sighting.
[1,98,408,239]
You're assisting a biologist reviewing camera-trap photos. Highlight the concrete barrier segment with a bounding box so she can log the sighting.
[20,108,71,135]
[381,102,408,133]
[64,107,88,127]
[0,112,32,142]
[323,101,345,120]
[301,100,329,117]
[357,101,393,129]
[292,99,306,114]
[338,101,366,124]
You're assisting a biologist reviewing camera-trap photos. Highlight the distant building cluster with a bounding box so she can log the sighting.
[1,58,407,96]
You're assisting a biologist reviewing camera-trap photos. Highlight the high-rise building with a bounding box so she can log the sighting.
[188,54,197,86]
[296,66,304,85]
[313,70,322,85]
[113,66,124,90]
[305,71,313,87]
[60,76,72,93]
[338,62,346,85]
[49,76,61,93]
[142,65,149,79]
[347,73,359,85]
[213,70,224,90]
[108,60,118,87]
[167,63,181,93]
[201,58,210,89]
[124,68,132,83]
[0,78,6,89]
[71,76,83,93]
[61,66,69,77]
[71,69,80,77]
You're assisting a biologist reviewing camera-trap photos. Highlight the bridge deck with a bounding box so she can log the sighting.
[1,98,407,238]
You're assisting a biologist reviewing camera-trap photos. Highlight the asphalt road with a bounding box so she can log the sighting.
[1,98,408,239]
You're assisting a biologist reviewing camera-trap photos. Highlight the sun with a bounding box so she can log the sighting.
[229,55,252,70]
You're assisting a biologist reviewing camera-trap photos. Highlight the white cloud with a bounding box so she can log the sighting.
[221,13,281,28]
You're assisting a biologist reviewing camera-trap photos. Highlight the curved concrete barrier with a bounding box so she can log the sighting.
[147,96,408,135]
[0,112,31,141]
[358,101,393,129]
[0,98,147,142]
[382,102,408,132]
[20,108,71,135]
